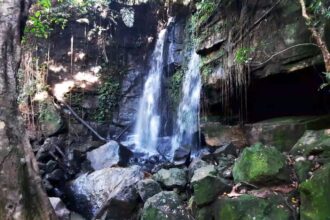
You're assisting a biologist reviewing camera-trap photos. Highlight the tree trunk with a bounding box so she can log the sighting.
[299,0,330,73]
[0,0,57,219]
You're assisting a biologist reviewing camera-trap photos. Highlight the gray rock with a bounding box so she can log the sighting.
[68,165,143,219]
[137,179,162,202]
[141,191,193,220]
[86,141,120,170]
[153,168,187,188]
[191,165,231,206]
[188,158,209,179]
[49,197,70,220]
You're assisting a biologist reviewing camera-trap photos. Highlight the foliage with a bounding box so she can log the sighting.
[308,0,330,22]
[235,47,255,64]
[169,69,184,109]
[93,75,120,122]
[25,0,68,39]
[192,0,217,29]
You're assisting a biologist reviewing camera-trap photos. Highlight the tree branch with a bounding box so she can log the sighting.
[60,101,108,142]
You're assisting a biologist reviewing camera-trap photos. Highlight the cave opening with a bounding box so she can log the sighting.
[247,65,330,123]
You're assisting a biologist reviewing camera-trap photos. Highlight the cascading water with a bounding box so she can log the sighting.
[133,29,167,155]
[171,52,202,158]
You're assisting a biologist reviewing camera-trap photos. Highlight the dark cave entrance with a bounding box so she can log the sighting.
[247,65,330,122]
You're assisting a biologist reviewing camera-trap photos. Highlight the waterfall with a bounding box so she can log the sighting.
[134,29,167,155]
[171,52,201,158]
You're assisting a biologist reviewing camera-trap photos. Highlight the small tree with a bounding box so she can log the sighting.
[298,0,330,76]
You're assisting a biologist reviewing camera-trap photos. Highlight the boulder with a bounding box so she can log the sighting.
[39,98,64,137]
[291,129,330,157]
[233,143,288,184]
[214,195,293,220]
[141,191,193,220]
[153,168,187,188]
[201,123,248,148]
[49,197,70,220]
[299,163,330,220]
[67,165,143,219]
[137,179,162,202]
[245,116,330,152]
[86,141,120,170]
[188,158,209,179]
[191,165,231,206]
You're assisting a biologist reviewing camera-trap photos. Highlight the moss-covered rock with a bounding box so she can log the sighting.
[39,98,64,137]
[299,164,330,220]
[294,159,312,183]
[137,179,162,202]
[233,143,288,184]
[214,195,293,220]
[153,168,187,189]
[191,165,231,206]
[291,130,330,158]
[141,191,193,220]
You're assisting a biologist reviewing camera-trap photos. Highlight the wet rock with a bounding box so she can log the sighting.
[233,143,289,184]
[49,197,70,220]
[141,191,193,220]
[291,129,330,157]
[300,163,330,220]
[214,195,293,220]
[153,168,187,189]
[137,179,162,202]
[67,165,143,219]
[191,165,231,206]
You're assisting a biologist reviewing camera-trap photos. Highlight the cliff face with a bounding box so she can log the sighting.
[193,0,329,123]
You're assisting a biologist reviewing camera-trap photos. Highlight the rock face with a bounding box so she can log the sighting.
[214,195,293,220]
[86,141,120,170]
[141,191,193,220]
[291,129,330,157]
[153,168,187,188]
[67,165,144,219]
[233,143,288,184]
[191,165,230,206]
[299,164,330,220]
[137,179,162,202]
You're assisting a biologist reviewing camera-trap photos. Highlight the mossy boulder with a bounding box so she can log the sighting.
[39,99,64,137]
[137,179,162,202]
[233,143,288,184]
[294,159,312,183]
[291,130,330,158]
[299,164,330,220]
[191,165,231,206]
[153,168,187,189]
[141,191,193,220]
[214,195,293,220]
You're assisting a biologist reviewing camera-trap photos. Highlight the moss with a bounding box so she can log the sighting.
[233,143,287,184]
[294,160,312,183]
[291,130,330,156]
[214,195,292,220]
[299,164,330,220]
